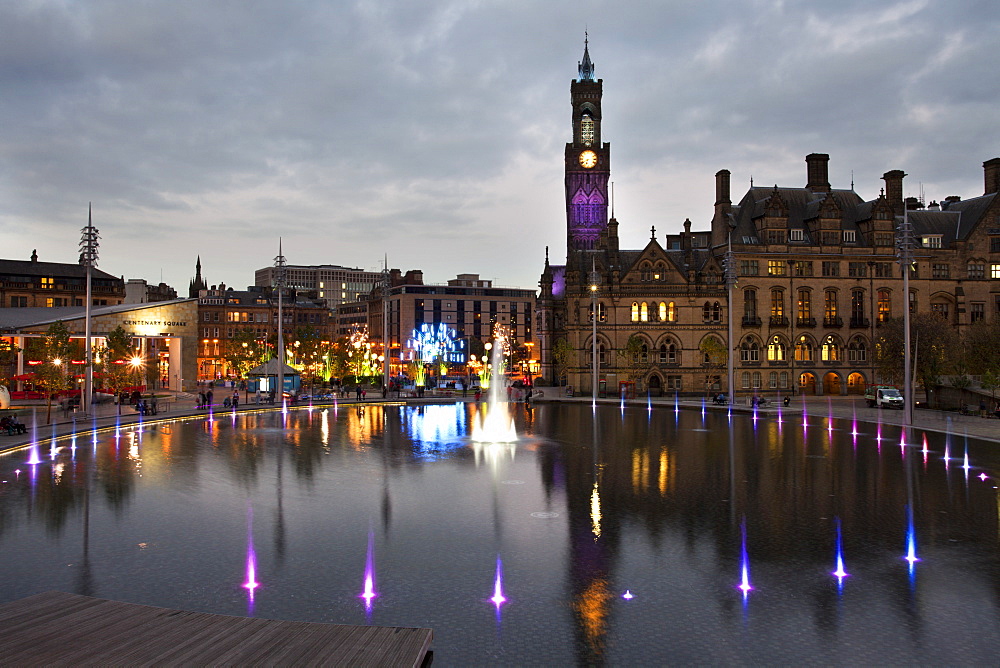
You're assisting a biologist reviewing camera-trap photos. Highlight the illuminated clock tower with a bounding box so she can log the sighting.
[565,36,610,252]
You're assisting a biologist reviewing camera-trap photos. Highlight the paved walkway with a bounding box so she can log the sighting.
[2,391,998,456]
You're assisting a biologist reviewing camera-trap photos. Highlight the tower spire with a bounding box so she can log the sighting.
[578,32,594,81]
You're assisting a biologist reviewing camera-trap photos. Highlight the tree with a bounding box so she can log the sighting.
[551,338,575,387]
[35,321,74,424]
[223,330,270,383]
[874,313,957,406]
[290,326,326,393]
[616,334,648,387]
[96,326,143,414]
[699,336,727,396]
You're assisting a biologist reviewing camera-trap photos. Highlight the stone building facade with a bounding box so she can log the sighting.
[538,43,1000,397]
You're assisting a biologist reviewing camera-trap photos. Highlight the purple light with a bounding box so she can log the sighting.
[737,517,752,599]
[904,505,919,574]
[491,556,507,609]
[979,472,989,482]
[360,531,377,611]
[243,506,260,602]
[26,446,42,466]
[622,590,634,600]
[832,518,849,584]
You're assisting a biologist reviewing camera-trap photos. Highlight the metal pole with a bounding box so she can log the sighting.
[79,204,99,414]
[724,235,736,405]
[899,206,913,427]
[382,259,390,395]
[275,239,286,401]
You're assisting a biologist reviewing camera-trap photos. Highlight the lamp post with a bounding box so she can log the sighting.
[79,204,99,413]
[896,205,915,427]
[381,260,391,397]
[588,258,600,403]
[788,259,796,396]
[724,235,737,405]
[868,260,876,388]
[274,240,286,401]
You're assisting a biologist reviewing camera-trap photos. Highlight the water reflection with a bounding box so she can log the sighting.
[0,404,998,664]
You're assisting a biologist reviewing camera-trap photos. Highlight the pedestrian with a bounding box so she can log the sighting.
[507,385,513,402]
[356,386,362,400]
[232,391,239,409]
[362,389,367,400]
[475,389,482,402]
[527,387,533,402]
[207,389,214,407]
[255,389,261,404]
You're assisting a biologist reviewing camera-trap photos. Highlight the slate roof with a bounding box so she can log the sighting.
[730,187,867,244]
[0,258,120,282]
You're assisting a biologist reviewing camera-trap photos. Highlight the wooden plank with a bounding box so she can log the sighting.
[0,592,432,667]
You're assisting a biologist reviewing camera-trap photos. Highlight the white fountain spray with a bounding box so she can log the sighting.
[471,334,517,443]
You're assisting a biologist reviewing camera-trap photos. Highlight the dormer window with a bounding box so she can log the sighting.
[922,235,942,249]
[789,229,804,242]
[843,230,856,243]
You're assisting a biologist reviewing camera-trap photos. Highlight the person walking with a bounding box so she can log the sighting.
[232,391,239,410]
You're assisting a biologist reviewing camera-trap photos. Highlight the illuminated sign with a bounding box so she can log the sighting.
[123,319,187,327]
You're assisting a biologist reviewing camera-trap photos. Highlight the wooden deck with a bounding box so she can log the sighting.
[0,591,432,667]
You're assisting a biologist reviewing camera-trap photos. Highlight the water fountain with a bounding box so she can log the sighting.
[471,334,517,443]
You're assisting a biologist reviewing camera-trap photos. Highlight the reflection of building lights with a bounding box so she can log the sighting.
[590,481,602,538]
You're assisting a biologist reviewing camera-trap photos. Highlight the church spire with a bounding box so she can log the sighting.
[578,32,594,81]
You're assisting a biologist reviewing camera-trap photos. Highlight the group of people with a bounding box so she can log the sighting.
[0,414,27,435]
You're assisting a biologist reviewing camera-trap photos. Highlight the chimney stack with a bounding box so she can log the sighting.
[805,153,831,193]
[984,158,1000,195]
[882,169,906,216]
[715,169,731,205]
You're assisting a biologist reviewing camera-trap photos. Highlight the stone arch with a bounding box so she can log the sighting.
[798,372,817,395]
[794,333,817,362]
[847,371,866,395]
[739,333,762,363]
[822,371,842,395]
[646,372,663,397]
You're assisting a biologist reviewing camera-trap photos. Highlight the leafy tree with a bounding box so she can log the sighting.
[290,326,327,392]
[96,326,143,414]
[551,338,575,387]
[964,319,1000,378]
[874,313,957,406]
[35,321,74,423]
[223,330,270,382]
[699,336,728,395]
[616,334,648,387]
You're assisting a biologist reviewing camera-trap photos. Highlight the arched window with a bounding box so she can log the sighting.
[703,302,711,321]
[767,336,786,362]
[851,289,865,323]
[740,339,760,362]
[768,371,778,389]
[824,289,838,325]
[631,302,639,322]
[744,289,757,319]
[712,302,721,322]
[640,302,649,322]
[770,289,784,319]
[821,335,839,361]
[848,339,867,362]
[795,335,813,362]
[658,302,667,322]
[797,289,811,323]
[752,372,762,389]
[779,371,789,389]
[639,344,649,363]
[877,289,891,322]
[741,371,751,389]
[640,264,652,281]
[667,301,677,322]
[654,263,667,281]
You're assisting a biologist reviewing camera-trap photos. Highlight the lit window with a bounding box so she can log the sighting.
[922,235,942,248]
[768,261,786,276]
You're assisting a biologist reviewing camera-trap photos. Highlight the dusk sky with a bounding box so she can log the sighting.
[2,0,998,293]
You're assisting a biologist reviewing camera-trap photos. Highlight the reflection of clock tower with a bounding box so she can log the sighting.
[565,37,610,252]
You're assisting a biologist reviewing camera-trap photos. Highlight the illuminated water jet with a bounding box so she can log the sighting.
[490,556,506,609]
[622,590,634,600]
[243,506,260,605]
[737,517,752,599]
[832,517,849,586]
[360,531,377,611]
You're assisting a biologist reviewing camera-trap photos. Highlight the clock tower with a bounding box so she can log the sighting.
[565,36,610,252]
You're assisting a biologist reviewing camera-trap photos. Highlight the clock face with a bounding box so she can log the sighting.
[579,150,598,169]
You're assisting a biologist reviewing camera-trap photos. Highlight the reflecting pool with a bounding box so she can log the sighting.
[1,402,999,665]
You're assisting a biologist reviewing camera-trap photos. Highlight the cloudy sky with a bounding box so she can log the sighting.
[2,0,998,294]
